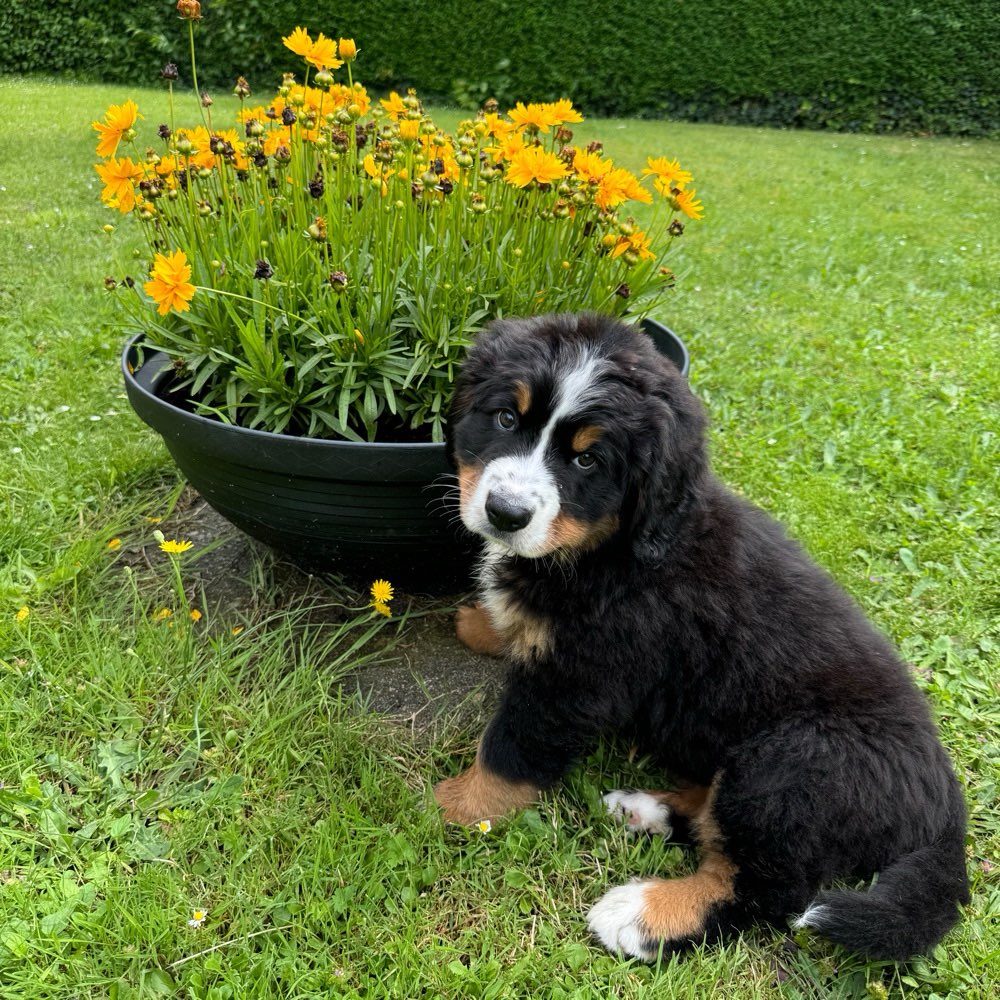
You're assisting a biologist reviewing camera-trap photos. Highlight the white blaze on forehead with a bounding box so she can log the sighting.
[462,348,609,557]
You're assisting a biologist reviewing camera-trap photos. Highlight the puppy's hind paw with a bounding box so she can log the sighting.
[587,881,660,962]
[602,790,673,836]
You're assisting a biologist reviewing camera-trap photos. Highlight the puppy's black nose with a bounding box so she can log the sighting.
[485,492,533,533]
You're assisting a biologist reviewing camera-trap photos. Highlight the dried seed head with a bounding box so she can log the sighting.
[253,259,273,280]
[158,123,172,141]
[160,62,179,82]
[328,270,349,291]
[233,76,252,99]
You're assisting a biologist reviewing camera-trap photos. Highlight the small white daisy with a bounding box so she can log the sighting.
[187,909,207,928]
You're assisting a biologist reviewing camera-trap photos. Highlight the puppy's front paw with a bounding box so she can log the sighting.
[433,759,539,826]
[587,881,660,961]
[602,790,673,836]
[434,774,483,826]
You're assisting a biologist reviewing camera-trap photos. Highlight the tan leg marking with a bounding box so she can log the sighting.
[455,604,506,657]
[434,750,539,825]
[640,850,738,941]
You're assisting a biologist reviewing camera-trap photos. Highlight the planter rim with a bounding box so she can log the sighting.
[121,316,687,462]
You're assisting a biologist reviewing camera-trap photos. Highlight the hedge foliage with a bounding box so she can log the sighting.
[3,1,997,135]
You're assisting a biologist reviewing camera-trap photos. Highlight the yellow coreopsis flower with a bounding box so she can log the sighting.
[573,149,613,185]
[609,229,655,261]
[92,99,142,158]
[489,132,527,164]
[338,38,358,60]
[282,26,313,59]
[144,251,196,316]
[674,188,705,220]
[546,98,583,125]
[95,156,143,214]
[508,101,561,133]
[594,167,651,211]
[380,91,407,119]
[643,156,693,191]
[398,119,421,142]
[305,32,342,71]
[505,146,569,187]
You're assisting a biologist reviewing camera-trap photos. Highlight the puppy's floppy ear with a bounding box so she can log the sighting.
[445,318,514,464]
[624,351,709,563]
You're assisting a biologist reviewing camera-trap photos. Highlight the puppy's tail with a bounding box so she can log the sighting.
[795,828,969,960]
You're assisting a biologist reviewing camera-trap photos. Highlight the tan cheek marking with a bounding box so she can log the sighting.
[640,851,738,941]
[572,424,604,453]
[434,752,539,825]
[542,512,620,557]
[455,604,506,657]
[514,380,532,416]
[457,462,482,518]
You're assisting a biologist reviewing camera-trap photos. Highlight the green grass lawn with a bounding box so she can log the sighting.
[1,76,998,998]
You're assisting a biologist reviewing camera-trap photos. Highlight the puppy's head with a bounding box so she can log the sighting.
[448,313,708,563]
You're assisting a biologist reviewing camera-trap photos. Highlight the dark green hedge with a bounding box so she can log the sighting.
[3,1,997,135]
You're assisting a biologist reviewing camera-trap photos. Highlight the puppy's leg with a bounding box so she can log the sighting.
[590,779,743,958]
[603,784,709,842]
[588,851,738,961]
[435,673,611,825]
[455,603,505,657]
[434,746,538,826]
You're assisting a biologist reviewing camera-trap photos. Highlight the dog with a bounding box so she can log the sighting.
[432,312,969,961]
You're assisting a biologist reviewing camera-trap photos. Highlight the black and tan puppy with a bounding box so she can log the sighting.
[433,312,968,961]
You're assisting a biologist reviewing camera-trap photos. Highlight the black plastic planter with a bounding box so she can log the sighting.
[122,318,688,589]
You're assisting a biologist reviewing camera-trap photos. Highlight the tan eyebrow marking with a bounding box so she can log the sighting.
[571,425,604,452]
[514,381,532,415]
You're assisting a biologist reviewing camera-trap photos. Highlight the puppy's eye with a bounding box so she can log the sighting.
[573,451,597,470]
[496,408,517,431]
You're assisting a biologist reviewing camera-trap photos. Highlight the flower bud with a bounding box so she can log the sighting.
[274,144,291,164]
[314,69,334,87]
[307,216,327,241]
[176,0,201,21]
[175,135,194,156]
[338,38,358,60]
[347,103,362,121]
[328,270,349,291]
[102,224,115,234]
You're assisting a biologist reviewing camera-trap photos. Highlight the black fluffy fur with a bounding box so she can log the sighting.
[448,312,969,960]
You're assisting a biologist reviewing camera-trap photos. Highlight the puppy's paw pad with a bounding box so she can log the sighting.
[602,790,673,836]
[587,881,658,961]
